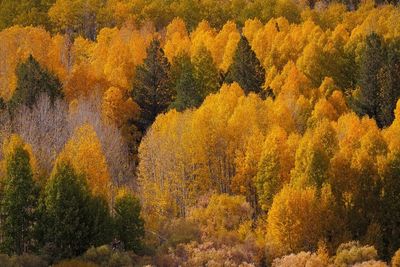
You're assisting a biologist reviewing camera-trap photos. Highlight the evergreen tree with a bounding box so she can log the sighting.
[88,196,113,247]
[354,33,385,126]
[0,143,38,255]
[114,193,145,252]
[353,34,400,128]
[170,53,202,111]
[377,41,400,127]
[225,35,265,95]
[9,55,63,111]
[192,45,221,99]
[132,39,173,131]
[38,162,92,261]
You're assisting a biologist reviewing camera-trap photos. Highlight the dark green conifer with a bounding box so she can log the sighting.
[38,162,92,261]
[170,53,202,111]
[132,39,173,131]
[114,193,145,253]
[9,55,63,111]
[0,144,38,255]
[226,35,265,95]
[192,45,221,99]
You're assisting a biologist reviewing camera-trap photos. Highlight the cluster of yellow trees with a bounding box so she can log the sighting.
[138,80,399,250]
[2,1,399,127]
[1,0,400,265]
[136,2,400,264]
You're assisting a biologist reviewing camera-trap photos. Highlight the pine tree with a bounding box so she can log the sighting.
[225,35,265,95]
[114,193,145,252]
[88,196,113,247]
[38,162,92,261]
[377,42,400,127]
[0,143,38,255]
[9,55,63,111]
[132,39,173,131]
[170,53,202,111]
[192,45,221,99]
[354,33,385,126]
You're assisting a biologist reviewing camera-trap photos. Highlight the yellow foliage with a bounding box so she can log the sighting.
[64,62,109,101]
[1,134,39,181]
[164,17,191,62]
[4,7,400,260]
[90,26,153,93]
[291,119,337,188]
[194,21,240,71]
[190,20,217,57]
[266,184,337,257]
[102,86,139,128]
[72,37,95,65]
[188,194,253,241]
[138,109,195,237]
[242,19,263,43]
[310,98,339,123]
[232,129,264,199]
[393,249,400,267]
[102,0,142,26]
[383,100,400,152]
[139,83,271,236]
[57,124,111,200]
[0,26,67,100]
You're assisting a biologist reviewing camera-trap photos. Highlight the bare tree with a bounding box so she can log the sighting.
[12,94,70,174]
[1,92,136,189]
[67,94,136,188]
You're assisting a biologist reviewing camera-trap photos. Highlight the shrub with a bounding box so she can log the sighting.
[83,245,112,265]
[10,254,48,267]
[353,260,388,266]
[161,218,201,248]
[0,254,11,267]
[272,251,328,267]
[82,245,135,267]
[334,241,378,267]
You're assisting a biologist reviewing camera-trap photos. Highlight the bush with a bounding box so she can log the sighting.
[0,254,48,267]
[82,245,135,267]
[334,241,379,267]
[188,194,253,242]
[83,245,112,265]
[353,260,388,266]
[161,218,201,248]
[10,254,48,267]
[108,252,133,267]
[0,254,11,267]
[157,240,259,267]
[272,251,328,267]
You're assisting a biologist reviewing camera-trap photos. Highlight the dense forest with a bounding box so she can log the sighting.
[1,0,400,266]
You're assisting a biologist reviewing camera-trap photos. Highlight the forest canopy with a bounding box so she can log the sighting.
[1,0,400,266]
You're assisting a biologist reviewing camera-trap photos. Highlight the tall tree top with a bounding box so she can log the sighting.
[226,35,265,95]
[132,39,174,131]
[9,55,63,111]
